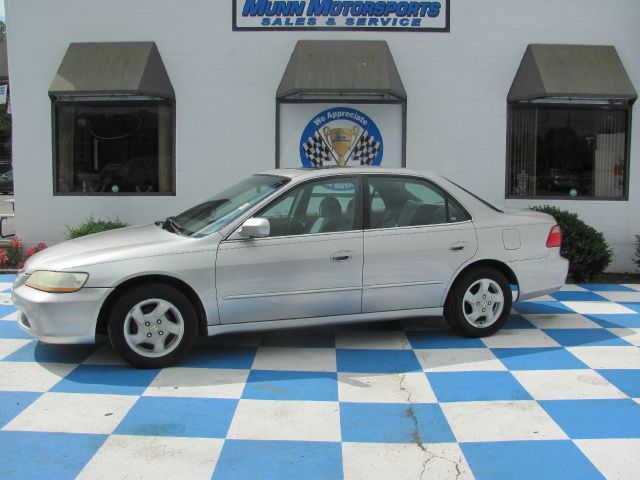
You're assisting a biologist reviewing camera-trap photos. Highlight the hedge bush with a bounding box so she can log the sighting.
[634,235,640,270]
[530,205,612,282]
[66,215,129,240]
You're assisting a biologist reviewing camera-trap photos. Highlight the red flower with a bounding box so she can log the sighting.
[37,243,47,250]
[25,248,37,257]
[17,261,24,269]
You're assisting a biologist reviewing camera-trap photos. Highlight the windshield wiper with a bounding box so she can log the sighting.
[158,216,185,235]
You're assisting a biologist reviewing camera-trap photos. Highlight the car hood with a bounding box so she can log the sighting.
[24,224,219,273]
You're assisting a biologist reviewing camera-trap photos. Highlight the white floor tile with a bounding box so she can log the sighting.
[0,292,13,305]
[342,442,474,480]
[143,367,248,398]
[574,439,640,480]
[338,372,436,403]
[227,399,340,441]
[82,344,129,366]
[335,330,411,350]
[560,302,636,315]
[512,370,626,400]
[596,291,640,303]
[0,339,31,360]
[521,295,556,302]
[77,435,223,480]
[0,282,13,292]
[622,284,640,292]
[441,401,567,442]
[480,329,559,349]
[251,347,336,372]
[523,314,600,329]
[414,348,506,372]
[567,346,640,369]
[558,285,588,292]
[0,362,75,392]
[608,328,640,346]
[4,392,137,434]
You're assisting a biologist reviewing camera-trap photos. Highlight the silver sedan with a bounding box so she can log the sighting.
[13,168,568,367]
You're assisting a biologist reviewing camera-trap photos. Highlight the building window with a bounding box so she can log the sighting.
[54,101,174,194]
[507,105,628,199]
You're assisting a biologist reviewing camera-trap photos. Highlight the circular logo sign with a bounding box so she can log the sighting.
[299,107,384,168]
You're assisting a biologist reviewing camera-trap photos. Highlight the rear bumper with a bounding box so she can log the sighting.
[12,282,112,344]
[509,255,569,301]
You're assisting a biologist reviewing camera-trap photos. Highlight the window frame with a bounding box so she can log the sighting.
[505,102,632,201]
[51,98,177,197]
[251,175,364,238]
[363,174,472,230]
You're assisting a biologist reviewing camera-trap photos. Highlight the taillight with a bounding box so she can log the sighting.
[546,225,562,248]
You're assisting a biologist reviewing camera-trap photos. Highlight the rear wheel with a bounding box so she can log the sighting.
[108,284,197,368]
[445,267,512,337]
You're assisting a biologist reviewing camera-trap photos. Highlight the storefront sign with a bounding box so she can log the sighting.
[299,107,383,167]
[233,0,449,31]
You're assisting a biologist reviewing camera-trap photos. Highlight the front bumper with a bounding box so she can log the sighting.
[12,281,113,344]
[509,254,569,301]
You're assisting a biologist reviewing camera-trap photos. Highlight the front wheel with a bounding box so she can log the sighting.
[445,268,512,337]
[108,284,198,368]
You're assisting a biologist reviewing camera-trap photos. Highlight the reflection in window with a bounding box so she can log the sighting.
[55,102,174,194]
[507,106,628,199]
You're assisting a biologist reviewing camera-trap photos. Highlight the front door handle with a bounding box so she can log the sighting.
[331,250,353,262]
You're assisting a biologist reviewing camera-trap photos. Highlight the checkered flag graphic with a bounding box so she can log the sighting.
[303,132,332,167]
[351,131,381,165]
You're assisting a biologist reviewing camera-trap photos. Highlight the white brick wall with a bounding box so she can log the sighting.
[5,0,640,270]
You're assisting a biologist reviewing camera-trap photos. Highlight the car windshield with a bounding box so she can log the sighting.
[164,175,290,237]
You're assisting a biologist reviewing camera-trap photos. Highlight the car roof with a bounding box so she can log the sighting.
[259,167,441,181]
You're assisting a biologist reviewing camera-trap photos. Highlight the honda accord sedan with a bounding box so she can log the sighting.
[13,168,568,368]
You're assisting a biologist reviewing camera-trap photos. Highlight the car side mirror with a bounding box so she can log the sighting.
[238,217,270,239]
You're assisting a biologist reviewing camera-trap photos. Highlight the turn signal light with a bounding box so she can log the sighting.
[546,225,562,248]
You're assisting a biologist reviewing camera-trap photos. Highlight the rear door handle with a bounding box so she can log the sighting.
[449,242,466,251]
[331,250,353,262]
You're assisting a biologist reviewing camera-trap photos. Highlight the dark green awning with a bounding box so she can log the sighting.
[277,40,406,101]
[508,44,637,104]
[49,42,174,100]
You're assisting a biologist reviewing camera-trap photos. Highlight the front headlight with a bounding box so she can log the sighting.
[25,271,89,293]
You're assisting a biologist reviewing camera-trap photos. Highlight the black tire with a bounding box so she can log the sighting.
[108,283,198,368]
[445,267,512,337]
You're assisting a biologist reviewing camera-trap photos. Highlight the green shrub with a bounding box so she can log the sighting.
[530,205,612,282]
[634,235,640,271]
[66,215,129,240]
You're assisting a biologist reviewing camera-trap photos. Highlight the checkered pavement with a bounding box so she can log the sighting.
[1,273,639,479]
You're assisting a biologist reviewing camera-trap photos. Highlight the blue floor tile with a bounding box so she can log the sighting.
[540,399,640,439]
[260,330,335,348]
[596,370,640,398]
[3,341,98,363]
[242,370,338,401]
[580,284,635,292]
[503,314,536,330]
[0,391,41,428]
[0,274,16,282]
[513,302,574,315]
[492,347,588,370]
[179,346,257,369]
[550,291,608,302]
[405,331,485,349]
[620,302,640,313]
[336,349,421,373]
[0,431,107,480]
[0,304,17,318]
[543,329,631,347]
[461,440,604,480]
[0,320,32,339]
[50,365,160,396]
[427,371,532,402]
[115,397,237,438]
[340,402,454,443]
[587,313,640,328]
[213,440,343,480]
